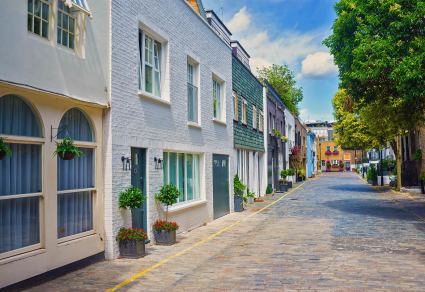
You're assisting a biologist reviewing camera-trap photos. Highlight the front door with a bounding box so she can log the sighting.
[131,148,147,230]
[213,154,230,219]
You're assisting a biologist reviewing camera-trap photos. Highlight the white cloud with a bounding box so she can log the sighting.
[226,7,251,33]
[300,52,338,78]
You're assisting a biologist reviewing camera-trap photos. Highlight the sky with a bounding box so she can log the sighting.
[203,0,339,122]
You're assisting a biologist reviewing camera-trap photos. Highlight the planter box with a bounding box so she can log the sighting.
[247,197,254,204]
[153,230,176,245]
[234,196,244,212]
[278,181,288,192]
[287,181,293,188]
[119,240,146,259]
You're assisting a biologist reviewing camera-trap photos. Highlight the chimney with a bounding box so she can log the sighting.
[230,41,251,70]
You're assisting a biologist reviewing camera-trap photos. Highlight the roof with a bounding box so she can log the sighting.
[230,41,251,58]
[205,9,232,35]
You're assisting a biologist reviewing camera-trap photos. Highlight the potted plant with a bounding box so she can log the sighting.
[265,184,273,195]
[244,189,255,204]
[298,169,306,181]
[326,161,331,171]
[287,168,295,187]
[116,227,147,258]
[278,170,289,192]
[0,137,12,160]
[339,161,344,171]
[154,184,180,245]
[367,165,378,186]
[233,175,246,212]
[118,186,146,257]
[54,136,83,160]
[420,171,425,194]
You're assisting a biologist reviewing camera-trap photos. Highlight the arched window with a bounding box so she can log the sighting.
[57,108,95,239]
[0,95,42,254]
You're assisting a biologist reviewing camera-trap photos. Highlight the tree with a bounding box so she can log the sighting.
[258,64,303,115]
[325,0,425,189]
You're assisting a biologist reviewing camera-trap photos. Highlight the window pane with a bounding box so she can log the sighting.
[41,21,48,38]
[57,27,62,44]
[163,152,168,184]
[57,191,93,238]
[28,0,33,13]
[0,144,42,196]
[145,65,153,93]
[58,148,94,191]
[193,155,200,200]
[34,17,41,35]
[178,154,185,202]
[0,197,40,253]
[154,71,161,96]
[169,153,177,187]
[62,30,68,46]
[34,0,41,17]
[58,108,94,142]
[41,3,48,21]
[28,14,33,32]
[63,14,68,30]
[69,17,75,34]
[69,33,74,49]
[186,154,193,201]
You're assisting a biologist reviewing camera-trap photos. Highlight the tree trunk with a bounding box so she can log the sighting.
[394,137,402,191]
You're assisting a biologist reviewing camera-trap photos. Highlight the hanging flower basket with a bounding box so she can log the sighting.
[54,137,83,161]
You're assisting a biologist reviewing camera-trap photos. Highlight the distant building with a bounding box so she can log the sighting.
[305,121,334,141]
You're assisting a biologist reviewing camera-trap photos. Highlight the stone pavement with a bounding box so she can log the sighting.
[23,172,425,291]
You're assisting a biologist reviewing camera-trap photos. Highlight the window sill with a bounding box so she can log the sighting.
[0,247,45,265]
[138,91,170,106]
[212,118,227,126]
[187,122,202,129]
[168,200,207,214]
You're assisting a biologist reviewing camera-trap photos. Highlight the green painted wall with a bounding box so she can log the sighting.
[232,55,264,152]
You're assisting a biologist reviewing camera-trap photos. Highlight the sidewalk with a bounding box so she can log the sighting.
[21,184,304,291]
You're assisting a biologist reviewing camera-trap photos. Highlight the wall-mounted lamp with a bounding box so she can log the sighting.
[154,157,163,170]
[121,155,131,171]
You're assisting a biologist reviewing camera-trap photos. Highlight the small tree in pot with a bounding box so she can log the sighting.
[278,169,289,192]
[118,186,146,258]
[154,184,180,245]
[0,138,12,160]
[367,165,378,186]
[234,175,246,212]
[286,168,295,188]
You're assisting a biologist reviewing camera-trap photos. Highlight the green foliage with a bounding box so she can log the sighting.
[233,175,246,198]
[298,169,306,178]
[119,186,145,209]
[287,168,295,176]
[54,137,83,158]
[420,171,425,181]
[258,64,303,115]
[325,0,425,138]
[266,185,273,194]
[414,149,422,161]
[244,189,255,203]
[326,162,332,168]
[280,169,288,178]
[367,165,378,182]
[155,184,180,208]
[116,227,147,242]
[0,137,12,156]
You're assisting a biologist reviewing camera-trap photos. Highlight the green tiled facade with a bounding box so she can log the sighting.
[232,55,264,152]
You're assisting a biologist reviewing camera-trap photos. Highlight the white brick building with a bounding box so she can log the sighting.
[105,0,234,258]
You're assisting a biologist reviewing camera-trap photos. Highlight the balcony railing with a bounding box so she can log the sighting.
[187,83,198,123]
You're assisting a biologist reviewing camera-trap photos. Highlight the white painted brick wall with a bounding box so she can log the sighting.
[105,0,234,258]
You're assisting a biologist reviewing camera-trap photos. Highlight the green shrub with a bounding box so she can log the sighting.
[420,171,425,181]
[280,169,288,178]
[233,175,246,198]
[266,185,273,194]
[367,165,377,182]
[287,168,295,176]
[119,186,145,209]
[0,137,12,157]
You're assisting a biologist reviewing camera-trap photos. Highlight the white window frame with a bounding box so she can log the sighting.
[233,92,239,121]
[252,105,257,129]
[187,57,200,125]
[241,98,247,125]
[163,152,202,205]
[259,111,264,132]
[27,0,50,39]
[212,78,224,121]
[57,1,76,50]
[0,136,44,260]
[138,28,168,101]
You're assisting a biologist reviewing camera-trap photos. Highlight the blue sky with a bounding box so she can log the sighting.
[203,0,339,122]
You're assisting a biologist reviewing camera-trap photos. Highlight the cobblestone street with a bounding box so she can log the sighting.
[25,173,425,291]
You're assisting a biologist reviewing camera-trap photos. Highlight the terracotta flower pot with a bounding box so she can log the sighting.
[59,151,75,160]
